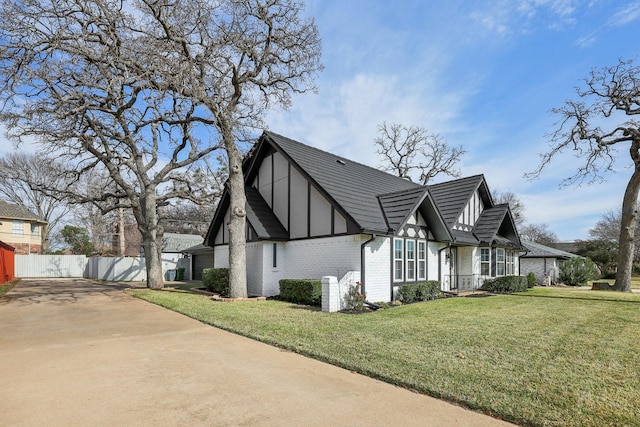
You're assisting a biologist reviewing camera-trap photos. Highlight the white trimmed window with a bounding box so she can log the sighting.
[393,238,404,282]
[496,248,506,276]
[406,240,416,281]
[31,223,39,237]
[480,248,490,276]
[12,220,24,236]
[506,251,515,275]
[417,241,427,280]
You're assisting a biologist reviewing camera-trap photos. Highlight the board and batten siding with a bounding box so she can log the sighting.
[214,151,350,245]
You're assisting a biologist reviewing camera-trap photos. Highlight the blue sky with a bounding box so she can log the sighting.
[266,0,640,241]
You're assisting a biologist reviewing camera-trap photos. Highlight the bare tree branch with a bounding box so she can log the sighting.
[526,58,640,291]
[374,122,466,184]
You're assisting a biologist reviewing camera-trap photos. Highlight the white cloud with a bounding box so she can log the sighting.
[607,1,640,27]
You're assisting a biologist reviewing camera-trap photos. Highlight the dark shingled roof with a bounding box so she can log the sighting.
[205,131,520,249]
[521,240,579,259]
[0,200,46,223]
[377,187,427,231]
[473,205,510,243]
[264,131,421,233]
[428,175,487,227]
[245,186,289,241]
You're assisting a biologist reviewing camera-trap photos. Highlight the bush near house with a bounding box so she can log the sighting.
[279,279,322,306]
[202,268,230,296]
[527,272,537,288]
[559,257,599,286]
[480,275,528,293]
[398,281,441,303]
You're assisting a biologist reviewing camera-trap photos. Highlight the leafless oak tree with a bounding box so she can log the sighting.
[0,153,73,253]
[375,122,466,184]
[493,189,526,227]
[527,58,640,291]
[519,223,558,246]
[0,0,322,294]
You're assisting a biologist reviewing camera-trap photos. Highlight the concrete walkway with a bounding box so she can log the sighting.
[0,279,516,427]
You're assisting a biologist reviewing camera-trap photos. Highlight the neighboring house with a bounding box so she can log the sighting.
[204,131,524,302]
[182,244,214,281]
[156,233,203,280]
[0,200,47,255]
[520,239,580,285]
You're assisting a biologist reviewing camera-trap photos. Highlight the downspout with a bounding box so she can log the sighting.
[360,233,377,296]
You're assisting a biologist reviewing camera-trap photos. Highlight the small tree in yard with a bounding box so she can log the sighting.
[527,58,640,292]
[61,225,95,256]
[559,257,599,287]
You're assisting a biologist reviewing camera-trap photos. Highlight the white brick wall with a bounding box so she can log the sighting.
[246,243,263,296]
[428,241,445,282]
[282,235,362,281]
[262,242,285,296]
[363,236,391,302]
[213,245,229,268]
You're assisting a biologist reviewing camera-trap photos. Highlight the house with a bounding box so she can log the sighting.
[156,233,203,280]
[182,243,214,281]
[0,200,47,254]
[520,239,580,285]
[204,131,524,302]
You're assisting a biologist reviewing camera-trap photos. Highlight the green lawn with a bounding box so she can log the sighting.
[127,287,640,427]
[0,279,18,298]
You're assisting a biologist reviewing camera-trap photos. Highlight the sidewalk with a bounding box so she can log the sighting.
[0,279,516,426]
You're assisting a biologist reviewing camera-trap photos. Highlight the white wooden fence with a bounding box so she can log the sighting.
[15,254,190,281]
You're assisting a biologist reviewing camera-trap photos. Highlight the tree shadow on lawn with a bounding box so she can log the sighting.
[513,292,640,304]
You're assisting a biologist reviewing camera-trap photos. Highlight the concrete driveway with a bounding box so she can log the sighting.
[0,279,515,426]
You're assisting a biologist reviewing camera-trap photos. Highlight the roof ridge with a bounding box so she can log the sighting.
[264,130,423,187]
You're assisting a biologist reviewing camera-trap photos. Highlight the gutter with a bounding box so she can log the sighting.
[360,233,377,295]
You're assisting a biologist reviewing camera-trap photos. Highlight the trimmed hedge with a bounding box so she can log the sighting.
[397,281,441,303]
[480,275,528,293]
[202,268,230,296]
[527,272,537,288]
[279,279,322,306]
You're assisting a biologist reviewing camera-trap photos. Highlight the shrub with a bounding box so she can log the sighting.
[527,272,537,288]
[398,281,441,303]
[559,257,599,286]
[279,279,322,306]
[344,282,366,311]
[480,275,528,293]
[202,268,230,296]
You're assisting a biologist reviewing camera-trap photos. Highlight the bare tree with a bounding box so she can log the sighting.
[527,58,640,292]
[375,122,466,184]
[589,209,623,242]
[519,223,558,246]
[0,153,73,252]
[0,0,321,294]
[493,189,525,226]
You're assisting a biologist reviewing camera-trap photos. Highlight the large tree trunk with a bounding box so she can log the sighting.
[139,188,164,290]
[613,162,640,292]
[223,129,248,299]
[143,236,164,289]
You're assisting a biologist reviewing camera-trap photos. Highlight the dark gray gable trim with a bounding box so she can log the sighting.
[428,174,491,228]
[377,187,452,241]
[262,132,362,234]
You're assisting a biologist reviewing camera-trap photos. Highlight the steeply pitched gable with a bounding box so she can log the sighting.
[263,131,422,233]
[428,175,491,228]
